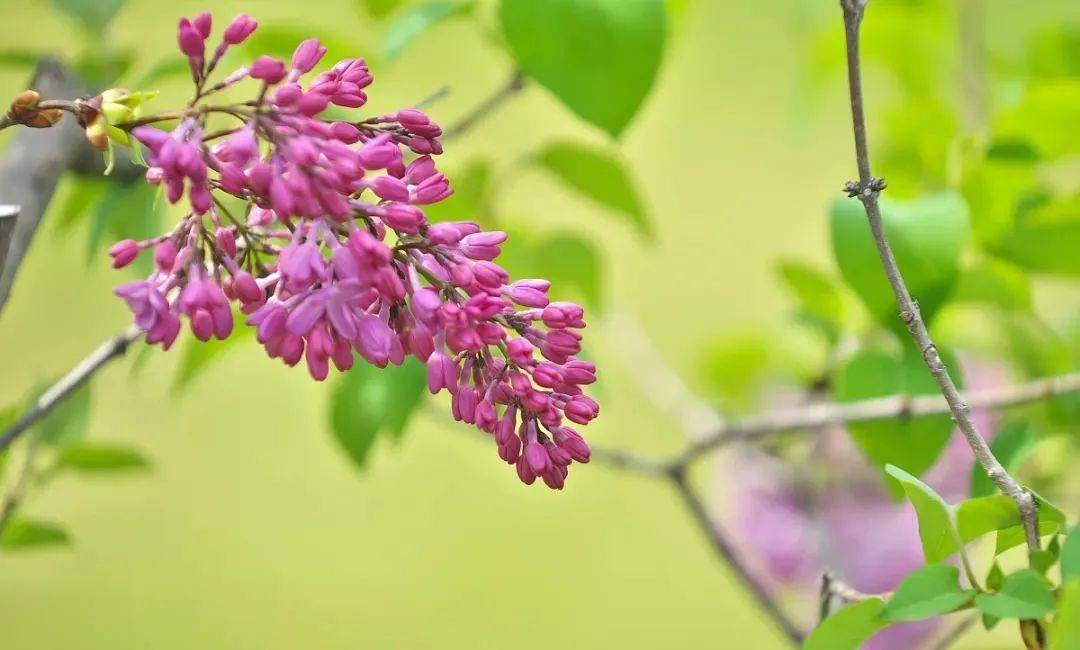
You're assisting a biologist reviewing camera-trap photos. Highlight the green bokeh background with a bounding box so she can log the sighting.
[0,1,1076,648]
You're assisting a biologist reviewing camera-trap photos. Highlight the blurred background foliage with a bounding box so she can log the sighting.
[0,0,1078,648]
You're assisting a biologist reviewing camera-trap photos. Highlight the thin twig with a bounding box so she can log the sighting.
[444,70,526,140]
[669,371,1080,467]
[839,0,1044,642]
[838,0,1041,551]
[669,469,806,645]
[0,326,141,455]
[0,205,19,276]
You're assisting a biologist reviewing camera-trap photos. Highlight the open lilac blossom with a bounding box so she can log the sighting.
[108,12,597,489]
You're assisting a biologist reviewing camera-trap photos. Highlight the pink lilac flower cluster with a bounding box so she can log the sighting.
[110,12,597,489]
[727,360,1006,649]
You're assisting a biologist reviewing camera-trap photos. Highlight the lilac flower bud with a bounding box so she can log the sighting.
[223,13,258,45]
[193,13,213,39]
[358,134,402,170]
[215,228,237,258]
[154,240,178,272]
[506,338,534,366]
[516,456,537,485]
[108,239,140,269]
[330,121,361,144]
[291,38,327,74]
[297,92,330,116]
[370,176,409,202]
[250,56,287,83]
[460,231,506,261]
[506,279,550,308]
[379,203,425,234]
[232,272,264,304]
[542,302,585,329]
[177,18,206,59]
[524,441,551,475]
[271,83,303,107]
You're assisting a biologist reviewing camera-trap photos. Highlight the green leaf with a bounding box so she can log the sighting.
[174,325,252,391]
[954,259,1032,313]
[53,0,126,32]
[1030,549,1056,576]
[835,346,961,481]
[133,59,192,88]
[986,562,1005,592]
[886,465,959,563]
[35,382,92,448]
[803,598,889,650]
[995,79,1080,159]
[995,492,1067,555]
[993,192,1080,277]
[0,50,44,69]
[498,230,601,309]
[882,564,975,622]
[970,422,1037,498]
[500,0,666,138]
[382,2,475,60]
[53,176,109,233]
[57,442,150,473]
[534,142,650,236]
[329,358,427,470]
[1063,527,1080,583]
[1053,580,1080,650]
[86,183,161,276]
[830,193,970,330]
[776,260,847,341]
[975,570,1055,620]
[0,518,71,550]
[358,0,404,20]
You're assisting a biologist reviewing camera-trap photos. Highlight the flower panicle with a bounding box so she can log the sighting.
[108,11,598,489]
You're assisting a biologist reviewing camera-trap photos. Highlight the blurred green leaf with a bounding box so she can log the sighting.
[996,80,1080,159]
[985,138,1040,164]
[804,598,889,650]
[358,0,404,20]
[329,358,427,470]
[975,570,1055,620]
[0,403,19,480]
[835,345,961,481]
[1053,580,1080,650]
[499,0,666,138]
[702,332,772,411]
[777,260,847,342]
[0,518,71,550]
[1024,24,1080,80]
[886,464,958,563]
[133,59,191,88]
[422,159,491,224]
[879,99,956,197]
[0,50,44,69]
[35,382,91,448]
[882,564,974,622]
[53,176,109,234]
[57,442,150,473]
[382,2,475,60]
[1063,527,1080,583]
[53,0,126,32]
[970,422,1036,497]
[86,183,161,275]
[535,142,650,236]
[954,259,1032,313]
[74,50,135,90]
[961,155,1037,249]
[499,231,601,309]
[830,193,969,330]
[993,192,1080,277]
[174,325,253,392]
